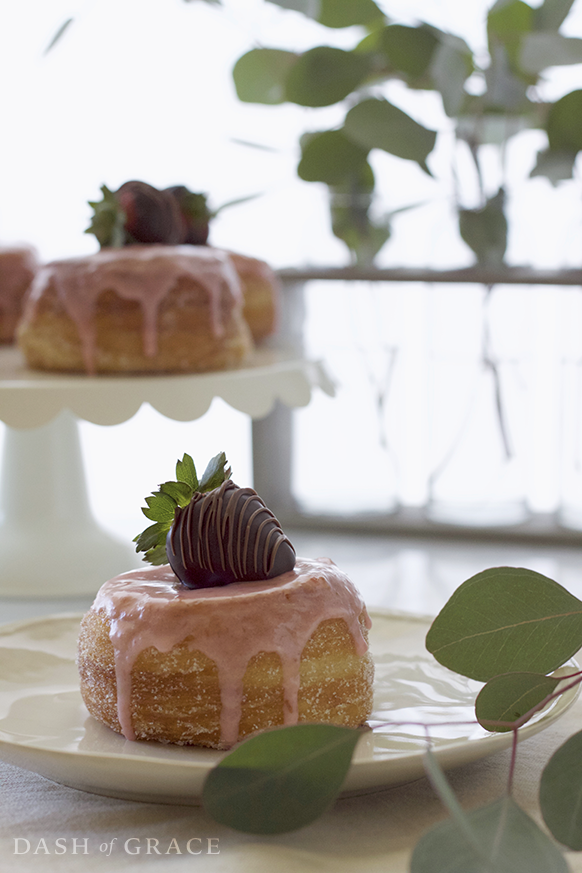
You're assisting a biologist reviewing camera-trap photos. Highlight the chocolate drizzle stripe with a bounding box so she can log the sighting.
[265,528,280,575]
[269,536,284,576]
[215,492,227,571]
[254,517,272,575]
[245,507,267,574]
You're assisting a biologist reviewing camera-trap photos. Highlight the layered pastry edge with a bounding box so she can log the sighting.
[77,558,374,749]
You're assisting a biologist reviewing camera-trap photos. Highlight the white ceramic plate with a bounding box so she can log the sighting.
[0,610,577,805]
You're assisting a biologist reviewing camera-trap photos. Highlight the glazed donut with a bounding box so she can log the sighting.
[16,246,253,374]
[77,559,374,749]
[0,245,38,343]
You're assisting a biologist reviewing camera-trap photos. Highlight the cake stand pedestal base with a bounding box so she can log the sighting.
[0,410,138,597]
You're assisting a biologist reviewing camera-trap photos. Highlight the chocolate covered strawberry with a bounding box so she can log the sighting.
[134,452,296,589]
[85,180,209,248]
[165,185,212,245]
[116,180,184,245]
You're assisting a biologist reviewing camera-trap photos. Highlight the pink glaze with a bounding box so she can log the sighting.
[22,245,242,373]
[91,557,371,747]
[0,245,38,326]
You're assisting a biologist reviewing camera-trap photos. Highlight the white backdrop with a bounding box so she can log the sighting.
[1,0,582,536]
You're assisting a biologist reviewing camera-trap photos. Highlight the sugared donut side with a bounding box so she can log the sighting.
[16,245,253,374]
[225,251,280,342]
[77,559,374,749]
[0,245,39,343]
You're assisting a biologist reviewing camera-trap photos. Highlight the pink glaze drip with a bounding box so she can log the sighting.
[23,245,242,374]
[91,557,371,747]
[0,245,38,317]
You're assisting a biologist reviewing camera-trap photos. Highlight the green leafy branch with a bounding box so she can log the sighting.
[232,0,582,266]
[133,452,231,565]
[201,565,582,871]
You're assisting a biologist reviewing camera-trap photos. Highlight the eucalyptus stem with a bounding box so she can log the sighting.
[507,729,519,796]
[480,674,582,732]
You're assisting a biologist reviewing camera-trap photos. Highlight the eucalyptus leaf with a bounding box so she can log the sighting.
[285,46,371,107]
[203,724,361,834]
[488,0,534,48]
[423,748,488,859]
[520,33,582,74]
[530,148,577,185]
[425,566,582,681]
[344,98,436,173]
[540,728,582,849]
[375,24,439,80]
[317,0,384,29]
[533,0,576,31]
[265,0,320,16]
[326,158,384,263]
[411,795,569,873]
[430,35,474,117]
[484,43,530,111]
[298,129,370,184]
[456,111,531,146]
[458,188,508,266]
[233,49,298,105]
[475,672,560,732]
[331,200,390,266]
[547,89,582,153]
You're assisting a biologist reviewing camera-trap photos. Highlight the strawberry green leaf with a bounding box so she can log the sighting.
[133,522,167,553]
[142,492,177,523]
[475,672,560,732]
[85,184,127,248]
[135,452,231,566]
[425,566,582,681]
[144,544,171,566]
[203,724,361,834]
[175,453,198,491]
[160,480,193,506]
[199,452,231,492]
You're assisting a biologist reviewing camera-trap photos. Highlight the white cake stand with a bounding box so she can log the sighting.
[0,346,334,597]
